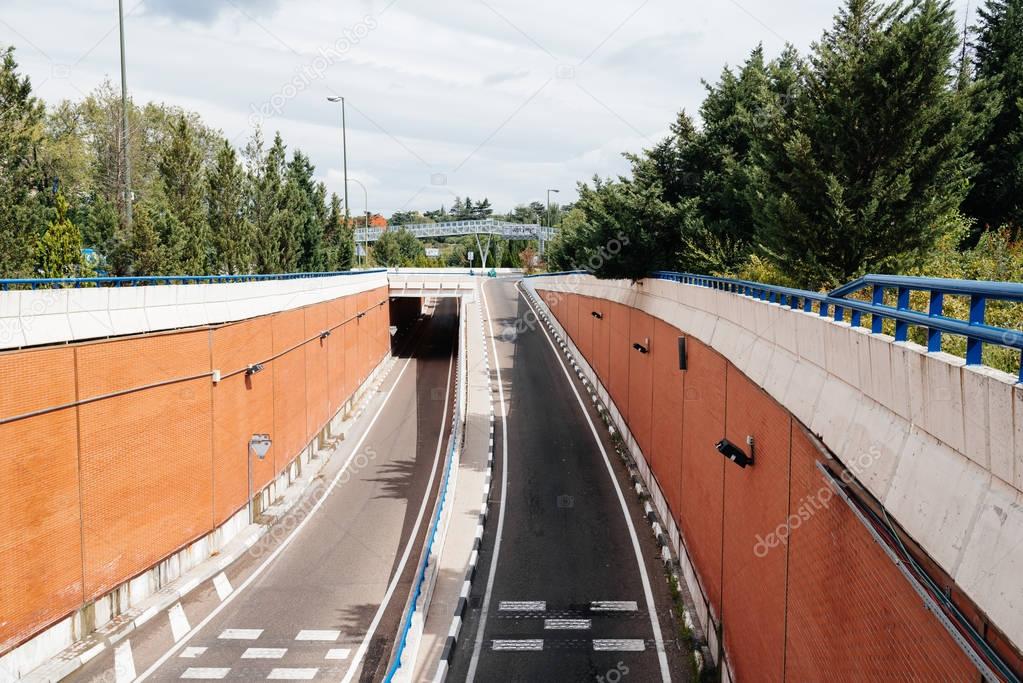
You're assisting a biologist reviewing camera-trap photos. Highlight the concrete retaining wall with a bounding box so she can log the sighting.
[526,274,1023,680]
[0,275,392,674]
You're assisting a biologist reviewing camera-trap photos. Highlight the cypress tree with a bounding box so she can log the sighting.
[207,140,251,274]
[747,0,985,288]
[964,0,1023,236]
[159,115,211,275]
[35,193,88,279]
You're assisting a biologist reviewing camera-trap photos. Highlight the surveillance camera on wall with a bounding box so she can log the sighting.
[716,438,753,468]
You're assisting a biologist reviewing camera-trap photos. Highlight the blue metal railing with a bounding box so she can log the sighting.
[525,270,1023,381]
[0,269,386,290]
[651,271,1023,382]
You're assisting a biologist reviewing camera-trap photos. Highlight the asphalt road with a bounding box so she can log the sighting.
[449,278,686,683]
[71,297,457,683]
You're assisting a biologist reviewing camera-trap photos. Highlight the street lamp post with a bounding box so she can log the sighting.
[118,0,132,228]
[544,188,560,258]
[248,434,272,524]
[326,96,349,223]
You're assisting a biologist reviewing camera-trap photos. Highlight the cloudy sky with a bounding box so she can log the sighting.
[2,0,971,216]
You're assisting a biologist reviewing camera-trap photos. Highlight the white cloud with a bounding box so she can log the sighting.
[1,0,971,215]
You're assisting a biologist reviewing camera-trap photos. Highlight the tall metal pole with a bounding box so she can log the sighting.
[118,0,132,228]
[544,188,559,259]
[341,97,349,224]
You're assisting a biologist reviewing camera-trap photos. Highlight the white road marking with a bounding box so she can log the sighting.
[267,668,318,680]
[590,601,639,612]
[295,629,340,641]
[466,280,512,682]
[135,343,425,682]
[519,285,672,682]
[180,668,230,679]
[341,345,455,683]
[241,648,287,659]
[179,647,207,659]
[498,601,545,611]
[491,639,544,651]
[544,618,591,630]
[218,629,263,640]
[593,639,646,652]
[213,572,233,601]
[169,604,190,643]
[325,648,351,660]
[114,640,136,683]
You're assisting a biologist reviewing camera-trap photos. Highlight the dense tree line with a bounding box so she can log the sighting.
[0,49,354,279]
[548,0,1023,290]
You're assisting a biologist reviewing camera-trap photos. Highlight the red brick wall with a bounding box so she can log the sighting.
[0,288,390,655]
[544,288,981,682]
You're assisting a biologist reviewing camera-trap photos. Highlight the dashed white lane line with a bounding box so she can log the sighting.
[136,348,423,682]
[169,604,190,643]
[593,639,646,652]
[498,601,545,611]
[544,618,591,630]
[114,640,136,683]
[295,629,340,641]
[325,648,352,660]
[218,628,263,640]
[241,648,287,659]
[491,639,544,652]
[213,572,233,601]
[180,668,230,679]
[267,668,319,680]
[179,647,207,659]
[590,601,639,612]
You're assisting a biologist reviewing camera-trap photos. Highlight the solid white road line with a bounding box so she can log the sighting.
[519,285,672,682]
[168,604,190,643]
[590,601,639,612]
[180,668,230,679]
[593,639,647,652]
[241,648,287,659]
[294,630,340,641]
[498,601,545,612]
[212,572,232,601]
[324,648,351,660]
[267,668,318,680]
[217,629,262,640]
[340,341,456,683]
[114,640,137,683]
[135,336,426,682]
[544,618,591,630]
[179,647,207,659]
[466,279,511,682]
[491,640,544,652]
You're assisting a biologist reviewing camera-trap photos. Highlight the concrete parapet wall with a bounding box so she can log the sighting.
[526,274,1022,679]
[0,271,389,351]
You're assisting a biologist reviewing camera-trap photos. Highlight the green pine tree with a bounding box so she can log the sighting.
[35,193,89,279]
[746,0,987,288]
[286,151,325,272]
[324,193,354,270]
[159,115,211,274]
[964,0,1023,236]
[207,140,251,274]
[0,46,47,278]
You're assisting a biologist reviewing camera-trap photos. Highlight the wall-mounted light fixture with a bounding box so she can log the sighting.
[632,337,650,354]
[320,330,332,340]
[592,311,604,320]
[246,363,265,376]
[716,437,754,468]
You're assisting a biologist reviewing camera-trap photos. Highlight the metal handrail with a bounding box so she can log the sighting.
[0,269,387,290]
[651,271,1023,381]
